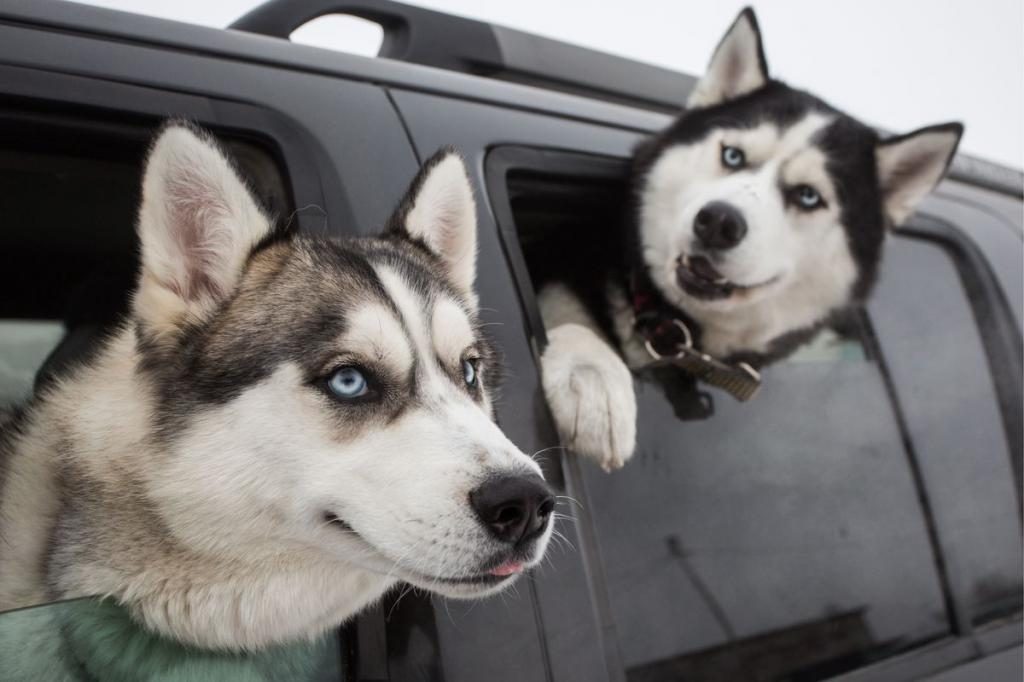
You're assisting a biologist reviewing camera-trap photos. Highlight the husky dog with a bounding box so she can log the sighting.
[0,124,553,661]
[539,8,962,470]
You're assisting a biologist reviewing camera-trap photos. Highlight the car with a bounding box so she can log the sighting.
[0,0,1020,680]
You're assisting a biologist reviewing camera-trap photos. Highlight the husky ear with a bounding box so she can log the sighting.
[876,123,963,226]
[134,123,272,341]
[389,148,478,305]
[687,7,769,109]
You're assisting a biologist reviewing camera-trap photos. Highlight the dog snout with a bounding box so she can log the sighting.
[470,475,554,546]
[694,201,747,250]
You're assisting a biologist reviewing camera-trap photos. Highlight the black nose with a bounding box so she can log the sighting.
[694,201,747,250]
[470,475,555,546]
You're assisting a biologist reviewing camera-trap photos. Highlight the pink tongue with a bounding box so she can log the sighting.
[488,561,524,577]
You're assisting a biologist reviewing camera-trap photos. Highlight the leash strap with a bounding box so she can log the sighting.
[634,313,762,402]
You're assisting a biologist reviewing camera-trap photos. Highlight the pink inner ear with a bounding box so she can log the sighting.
[722,50,746,91]
[165,168,232,302]
[880,140,953,199]
[901,149,946,183]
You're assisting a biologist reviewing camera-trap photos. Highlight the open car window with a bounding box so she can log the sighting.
[0,107,356,680]
[0,108,292,415]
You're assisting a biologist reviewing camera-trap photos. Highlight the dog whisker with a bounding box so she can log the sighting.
[555,494,584,511]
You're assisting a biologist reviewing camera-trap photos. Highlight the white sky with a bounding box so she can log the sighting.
[75,0,1023,169]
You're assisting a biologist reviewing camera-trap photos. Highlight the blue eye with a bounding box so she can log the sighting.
[462,359,478,387]
[721,145,745,169]
[327,367,368,399]
[794,185,823,210]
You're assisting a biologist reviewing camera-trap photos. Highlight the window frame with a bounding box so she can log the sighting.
[0,63,330,238]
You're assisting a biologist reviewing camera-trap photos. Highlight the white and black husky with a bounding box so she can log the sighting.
[539,8,962,470]
[0,124,552,661]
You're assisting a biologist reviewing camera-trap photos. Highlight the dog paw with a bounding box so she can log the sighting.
[540,324,637,471]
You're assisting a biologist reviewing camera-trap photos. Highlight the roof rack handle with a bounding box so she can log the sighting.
[229,0,503,72]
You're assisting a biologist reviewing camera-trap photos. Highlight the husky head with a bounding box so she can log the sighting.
[634,8,962,359]
[131,125,553,609]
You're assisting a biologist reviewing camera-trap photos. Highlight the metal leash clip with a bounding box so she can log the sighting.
[643,319,762,402]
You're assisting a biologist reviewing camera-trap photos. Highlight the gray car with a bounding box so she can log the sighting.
[0,1,1020,680]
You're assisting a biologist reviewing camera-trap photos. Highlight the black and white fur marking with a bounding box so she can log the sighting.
[538,7,962,470]
[0,124,553,660]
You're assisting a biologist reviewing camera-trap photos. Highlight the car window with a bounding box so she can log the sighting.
[0,110,292,407]
[0,597,345,681]
[492,148,1022,680]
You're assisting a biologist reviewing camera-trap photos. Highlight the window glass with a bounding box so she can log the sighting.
[868,234,1023,627]
[782,328,867,365]
[0,597,344,681]
[583,339,949,680]
[0,320,64,408]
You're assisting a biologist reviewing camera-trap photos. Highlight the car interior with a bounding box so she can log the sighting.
[0,111,291,408]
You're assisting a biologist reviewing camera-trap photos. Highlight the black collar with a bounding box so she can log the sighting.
[630,268,701,358]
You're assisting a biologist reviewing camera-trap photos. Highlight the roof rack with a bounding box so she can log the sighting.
[231,0,1022,197]
[229,0,693,112]
[947,155,1023,199]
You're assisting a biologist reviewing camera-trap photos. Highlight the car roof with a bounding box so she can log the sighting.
[6,0,1021,198]
[0,0,672,133]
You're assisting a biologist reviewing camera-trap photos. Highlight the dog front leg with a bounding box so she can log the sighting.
[537,284,637,471]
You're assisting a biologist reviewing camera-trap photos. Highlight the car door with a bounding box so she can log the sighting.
[394,86,1023,682]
